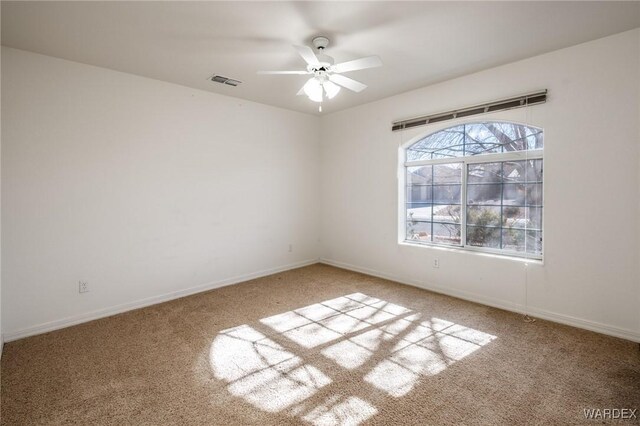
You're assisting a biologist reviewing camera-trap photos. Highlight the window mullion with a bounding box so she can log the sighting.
[430,165,434,242]
[405,149,543,168]
[500,162,504,250]
[461,161,468,248]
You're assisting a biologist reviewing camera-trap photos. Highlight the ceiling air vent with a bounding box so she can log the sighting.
[209,74,242,87]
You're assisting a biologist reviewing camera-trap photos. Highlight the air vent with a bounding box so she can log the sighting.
[209,75,242,87]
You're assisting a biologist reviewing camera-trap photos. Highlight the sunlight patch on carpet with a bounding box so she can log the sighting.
[302,395,378,426]
[210,293,495,424]
[364,320,496,397]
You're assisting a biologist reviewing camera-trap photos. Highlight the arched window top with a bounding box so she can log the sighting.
[406,122,543,162]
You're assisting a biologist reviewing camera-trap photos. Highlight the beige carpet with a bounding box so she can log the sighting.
[1,264,639,425]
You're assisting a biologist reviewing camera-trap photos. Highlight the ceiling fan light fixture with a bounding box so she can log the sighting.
[322,80,341,99]
[303,77,323,102]
[257,37,383,109]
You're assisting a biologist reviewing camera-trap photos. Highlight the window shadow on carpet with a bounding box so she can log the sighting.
[209,293,496,425]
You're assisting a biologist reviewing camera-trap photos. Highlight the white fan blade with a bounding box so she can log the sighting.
[296,85,305,96]
[329,74,367,93]
[293,45,320,67]
[257,70,310,75]
[332,55,382,73]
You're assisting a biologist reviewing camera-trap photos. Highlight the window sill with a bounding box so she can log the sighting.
[398,240,544,265]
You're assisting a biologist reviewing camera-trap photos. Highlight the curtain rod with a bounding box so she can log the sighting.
[391,90,547,132]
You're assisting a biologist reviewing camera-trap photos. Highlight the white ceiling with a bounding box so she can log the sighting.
[2,1,639,115]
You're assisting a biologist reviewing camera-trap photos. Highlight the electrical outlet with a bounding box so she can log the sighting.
[288,244,293,253]
[79,281,89,293]
[433,258,440,268]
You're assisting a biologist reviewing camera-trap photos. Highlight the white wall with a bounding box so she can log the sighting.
[1,47,320,339]
[0,7,3,355]
[320,29,640,342]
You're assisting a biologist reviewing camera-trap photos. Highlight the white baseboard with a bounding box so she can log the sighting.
[3,258,319,343]
[320,258,640,343]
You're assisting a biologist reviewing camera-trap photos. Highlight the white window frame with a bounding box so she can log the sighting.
[398,120,544,261]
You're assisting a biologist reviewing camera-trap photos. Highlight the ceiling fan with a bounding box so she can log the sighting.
[257,36,382,109]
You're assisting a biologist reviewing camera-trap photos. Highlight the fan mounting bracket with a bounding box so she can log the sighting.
[312,36,330,51]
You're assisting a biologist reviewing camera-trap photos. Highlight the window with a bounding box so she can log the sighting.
[402,122,543,259]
